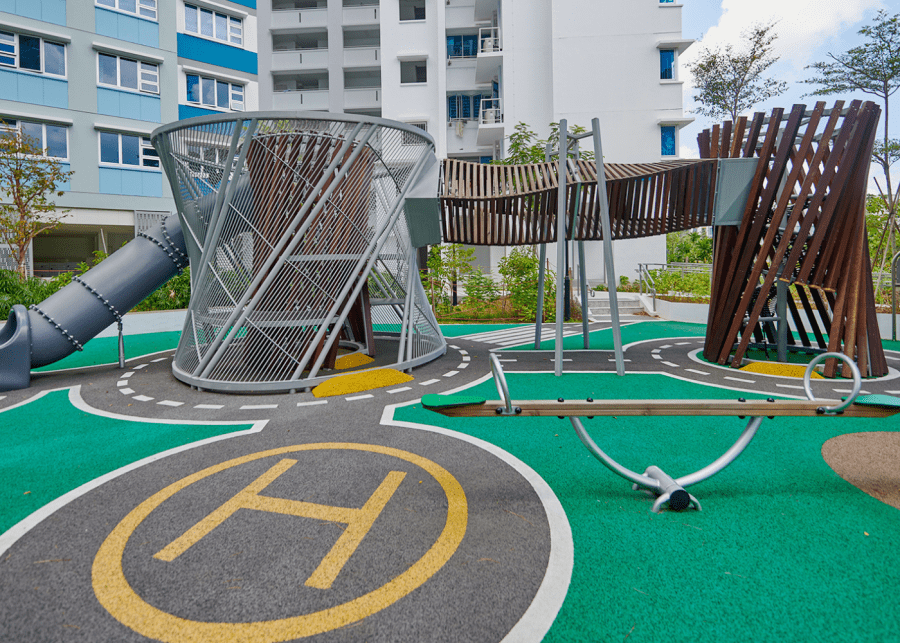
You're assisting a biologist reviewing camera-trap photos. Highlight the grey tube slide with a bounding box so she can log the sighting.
[0,214,188,391]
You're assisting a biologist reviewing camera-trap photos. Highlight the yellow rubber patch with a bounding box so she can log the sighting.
[312,369,413,397]
[334,352,375,370]
[739,362,823,379]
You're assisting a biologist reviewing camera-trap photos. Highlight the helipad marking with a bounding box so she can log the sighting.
[93,443,467,641]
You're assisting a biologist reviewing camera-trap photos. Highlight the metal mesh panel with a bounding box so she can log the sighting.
[152,112,445,392]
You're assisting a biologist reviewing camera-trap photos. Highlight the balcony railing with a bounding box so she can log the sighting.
[343,4,379,24]
[272,47,329,70]
[344,46,380,67]
[480,97,502,125]
[271,7,328,28]
[478,26,501,53]
[272,89,330,110]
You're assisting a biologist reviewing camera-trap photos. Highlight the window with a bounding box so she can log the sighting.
[402,121,427,145]
[186,74,244,111]
[0,31,66,76]
[99,131,159,168]
[447,35,477,58]
[98,53,159,94]
[479,156,493,164]
[96,0,158,20]
[0,119,68,158]
[184,4,243,47]
[399,0,425,21]
[661,126,676,156]
[447,94,482,121]
[660,49,675,80]
[400,60,426,84]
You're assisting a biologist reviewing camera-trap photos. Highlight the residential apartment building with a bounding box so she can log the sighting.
[0,0,258,275]
[258,0,693,281]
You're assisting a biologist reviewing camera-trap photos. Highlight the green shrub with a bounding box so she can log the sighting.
[0,269,72,319]
[497,247,556,322]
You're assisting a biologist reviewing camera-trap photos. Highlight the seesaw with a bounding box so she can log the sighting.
[423,353,900,513]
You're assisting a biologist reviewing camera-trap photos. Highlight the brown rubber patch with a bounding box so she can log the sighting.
[821,432,900,510]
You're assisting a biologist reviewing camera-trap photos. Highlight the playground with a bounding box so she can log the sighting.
[1,105,899,641]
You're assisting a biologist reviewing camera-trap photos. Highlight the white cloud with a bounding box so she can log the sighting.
[682,0,885,74]
[679,144,700,160]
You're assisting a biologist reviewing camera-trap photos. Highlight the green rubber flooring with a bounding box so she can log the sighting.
[502,320,708,351]
[31,332,182,373]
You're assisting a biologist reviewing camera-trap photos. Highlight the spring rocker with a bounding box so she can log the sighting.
[423,354,900,513]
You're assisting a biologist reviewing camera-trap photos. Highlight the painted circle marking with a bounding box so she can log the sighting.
[92,443,467,641]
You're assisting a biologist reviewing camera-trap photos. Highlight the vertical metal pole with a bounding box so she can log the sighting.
[117,321,125,369]
[555,120,567,376]
[592,118,624,376]
[777,279,788,362]
[535,244,546,349]
[579,241,589,348]
[892,251,900,341]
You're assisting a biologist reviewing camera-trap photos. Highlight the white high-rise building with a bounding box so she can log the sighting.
[258,0,694,282]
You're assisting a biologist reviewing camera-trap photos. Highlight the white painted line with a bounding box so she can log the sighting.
[119,388,135,395]
[607,359,632,362]
[151,357,168,363]
[157,400,184,407]
[651,349,661,354]
[662,361,680,368]
[652,354,662,359]
[132,395,154,402]
[122,371,135,378]
[660,344,672,349]
[458,349,468,355]
[0,396,5,402]
[885,390,900,395]
[297,400,328,407]
[551,359,572,362]
[498,359,517,362]
[832,389,853,394]
[345,394,374,402]
[133,364,148,370]
[725,376,756,384]
[684,369,710,376]
[676,342,691,346]
[457,362,469,369]
[775,384,805,390]
[387,387,412,394]
[462,355,471,362]
[449,345,460,349]
[419,379,440,386]
[444,371,459,377]
[117,380,129,387]
[240,404,278,410]
[886,356,900,361]
[194,404,224,409]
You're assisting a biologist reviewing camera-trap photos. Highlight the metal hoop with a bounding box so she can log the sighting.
[489,353,516,415]
[803,352,861,413]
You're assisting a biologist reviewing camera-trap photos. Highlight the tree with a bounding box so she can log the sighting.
[497,121,595,165]
[0,124,73,280]
[802,10,900,288]
[686,21,788,122]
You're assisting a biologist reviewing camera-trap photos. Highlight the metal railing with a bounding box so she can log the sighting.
[480,97,502,125]
[478,27,501,53]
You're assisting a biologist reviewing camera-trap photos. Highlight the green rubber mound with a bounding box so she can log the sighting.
[421,394,486,409]
[853,394,900,409]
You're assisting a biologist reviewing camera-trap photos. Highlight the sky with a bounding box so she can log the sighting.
[677,0,896,194]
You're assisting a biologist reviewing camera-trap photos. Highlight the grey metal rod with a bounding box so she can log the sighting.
[578,241,589,348]
[591,118,624,376]
[555,120,567,377]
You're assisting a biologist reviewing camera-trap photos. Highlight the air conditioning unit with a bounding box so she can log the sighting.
[481,38,494,53]
[483,109,496,124]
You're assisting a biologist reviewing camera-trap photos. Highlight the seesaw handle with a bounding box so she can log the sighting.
[803,353,860,414]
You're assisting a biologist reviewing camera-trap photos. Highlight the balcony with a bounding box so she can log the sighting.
[477,97,503,146]
[475,26,502,84]
[271,7,327,30]
[344,46,380,68]
[272,47,329,71]
[344,87,381,109]
[272,89,329,110]
[343,3,379,26]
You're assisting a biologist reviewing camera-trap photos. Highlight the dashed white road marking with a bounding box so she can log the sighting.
[346,394,374,401]
[444,371,459,377]
[194,404,224,409]
[132,395,154,402]
[157,400,184,407]
[725,376,756,384]
[419,379,440,386]
[240,404,278,410]
[551,359,573,362]
[133,364,147,370]
[0,396,6,402]
[458,350,468,355]
[607,358,632,362]
[387,387,412,394]
[651,349,661,354]
[151,357,168,363]
[833,388,853,394]
[685,368,710,376]
[660,344,672,349]
[449,345,460,349]
[119,388,135,395]
[886,356,900,361]
[675,342,692,346]
[457,362,469,369]
[297,400,328,407]
[885,390,900,395]
[117,380,128,387]
[652,354,662,359]
[122,372,135,378]
[662,361,680,368]
[775,384,805,390]
[462,355,471,361]
[498,359,517,362]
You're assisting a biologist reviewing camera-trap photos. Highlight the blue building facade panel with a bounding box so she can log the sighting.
[99,167,162,197]
[227,0,255,8]
[0,0,66,25]
[97,88,161,122]
[95,7,159,48]
[0,68,67,108]
[177,104,221,120]
[58,162,70,191]
[177,33,257,74]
